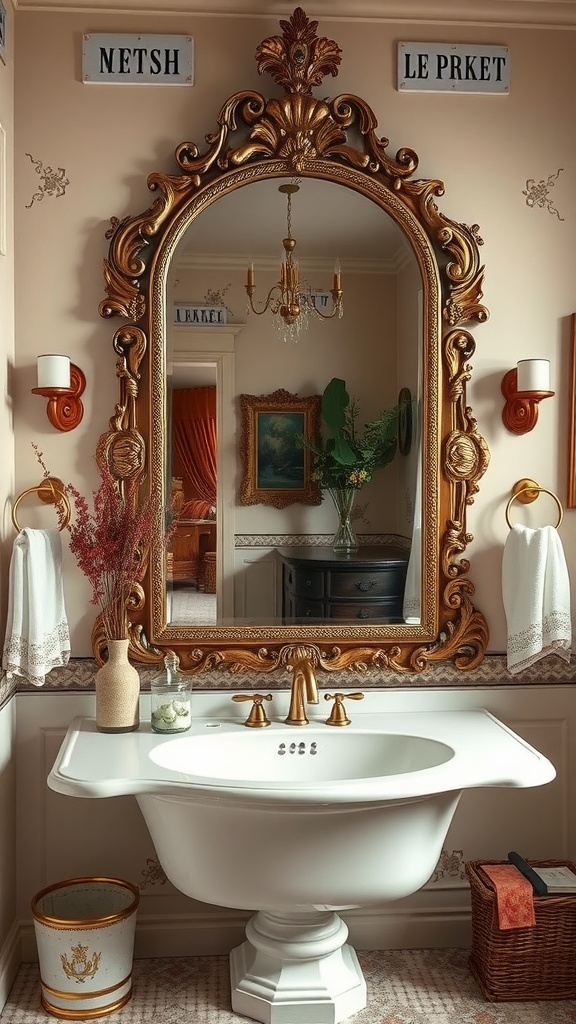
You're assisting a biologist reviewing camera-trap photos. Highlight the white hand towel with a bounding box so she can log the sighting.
[402,432,422,623]
[403,525,421,623]
[2,528,71,686]
[502,523,571,674]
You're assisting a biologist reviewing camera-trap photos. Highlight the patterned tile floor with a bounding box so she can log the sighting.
[3,950,576,1023]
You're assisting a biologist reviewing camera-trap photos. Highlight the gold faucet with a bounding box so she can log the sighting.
[285,658,319,725]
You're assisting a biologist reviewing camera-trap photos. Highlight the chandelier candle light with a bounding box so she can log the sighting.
[245,182,343,343]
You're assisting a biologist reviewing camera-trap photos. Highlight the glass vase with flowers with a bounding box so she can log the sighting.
[299,378,402,553]
[34,445,175,732]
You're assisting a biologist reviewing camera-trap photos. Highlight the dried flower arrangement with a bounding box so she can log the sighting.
[33,445,174,641]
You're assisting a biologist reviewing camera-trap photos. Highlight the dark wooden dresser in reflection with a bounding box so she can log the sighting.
[167,520,216,587]
[280,545,409,624]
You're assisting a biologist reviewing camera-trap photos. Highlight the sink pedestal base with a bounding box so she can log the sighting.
[230,909,366,1024]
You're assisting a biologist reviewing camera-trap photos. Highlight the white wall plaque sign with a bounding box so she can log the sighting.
[83,34,193,85]
[398,42,509,93]
[307,291,334,314]
[174,304,227,326]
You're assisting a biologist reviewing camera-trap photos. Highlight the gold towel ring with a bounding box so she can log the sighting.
[11,477,71,533]
[505,477,563,530]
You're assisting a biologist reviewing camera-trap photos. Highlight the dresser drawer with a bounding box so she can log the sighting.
[328,601,404,622]
[291,598,325,620]
[283,565,324,599]
[328,566,406,600]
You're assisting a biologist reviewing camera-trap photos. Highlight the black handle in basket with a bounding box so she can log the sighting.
[508,851,548,895]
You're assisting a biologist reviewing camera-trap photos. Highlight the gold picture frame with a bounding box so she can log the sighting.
[239,388,322,509]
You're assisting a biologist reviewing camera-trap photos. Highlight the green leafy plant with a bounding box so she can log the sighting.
[301,377,402,490]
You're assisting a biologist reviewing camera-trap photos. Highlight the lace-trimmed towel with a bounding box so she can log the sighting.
[402,434,422,623]
[2,528,70,686]
[502,523,571,675]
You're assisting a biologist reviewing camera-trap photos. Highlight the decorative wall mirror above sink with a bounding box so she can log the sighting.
[97,7,490,676]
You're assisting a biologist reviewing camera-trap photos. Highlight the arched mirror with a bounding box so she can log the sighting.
[97,7,490,676]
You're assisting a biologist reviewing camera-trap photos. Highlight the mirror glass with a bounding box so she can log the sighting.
[164,177,422,628]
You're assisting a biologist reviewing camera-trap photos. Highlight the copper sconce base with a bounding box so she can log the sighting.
[501,368,554,435]
[32,363,86,432]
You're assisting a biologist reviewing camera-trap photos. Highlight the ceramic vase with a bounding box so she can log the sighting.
[95,638,140,733]
[329,488,359,554]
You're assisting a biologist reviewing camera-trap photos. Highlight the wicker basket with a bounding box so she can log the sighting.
[466,859,576,1001]
[203,550,216,594]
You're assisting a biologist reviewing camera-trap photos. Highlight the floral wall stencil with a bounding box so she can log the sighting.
[138,857,167,890]
[431,849,466,883]
[204,285,233,318]
[171,282,234,318]
[25,152,69,208]
[204,285,230,305]
[522,168,565,220]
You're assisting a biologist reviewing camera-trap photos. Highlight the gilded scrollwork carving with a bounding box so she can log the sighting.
[97,7,490,675]
[425,595,490,672]
[444,430,490,487]
[256,8,342,93]
[96,325,148,491]
[445,330,474,395]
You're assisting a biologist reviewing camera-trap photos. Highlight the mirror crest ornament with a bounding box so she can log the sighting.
[96,7,490,676]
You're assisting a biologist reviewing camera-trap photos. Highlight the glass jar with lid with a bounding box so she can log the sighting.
[150,652,191,733]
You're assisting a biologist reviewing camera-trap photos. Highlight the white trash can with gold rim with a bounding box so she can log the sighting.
[31,876,139,1019]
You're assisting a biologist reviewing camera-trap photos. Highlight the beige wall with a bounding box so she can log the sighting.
[11,11,576,657]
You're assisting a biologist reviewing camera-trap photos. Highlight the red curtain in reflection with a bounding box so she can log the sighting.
[172,387,217,517]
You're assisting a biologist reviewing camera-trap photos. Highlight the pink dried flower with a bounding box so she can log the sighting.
[33,444,175,640]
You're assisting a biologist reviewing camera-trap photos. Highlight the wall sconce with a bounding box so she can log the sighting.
[501,359,554,435]
[32,355,86,432]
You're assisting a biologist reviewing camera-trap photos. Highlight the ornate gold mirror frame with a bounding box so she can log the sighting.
[96,7,490,676]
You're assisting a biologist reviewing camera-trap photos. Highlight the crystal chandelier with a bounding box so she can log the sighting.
[245,182,344,343]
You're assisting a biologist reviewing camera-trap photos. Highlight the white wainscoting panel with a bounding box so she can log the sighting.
[0,698,18,1007]
[233,547,281,620]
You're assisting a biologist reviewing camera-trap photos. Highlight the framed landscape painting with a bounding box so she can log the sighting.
[239,388,322,508]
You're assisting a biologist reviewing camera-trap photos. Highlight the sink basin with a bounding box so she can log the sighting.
[48,705,556,1024]
[149,729,455,782]
[48,708,554,804]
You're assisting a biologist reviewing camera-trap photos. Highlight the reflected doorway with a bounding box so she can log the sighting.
[167,364,218,625]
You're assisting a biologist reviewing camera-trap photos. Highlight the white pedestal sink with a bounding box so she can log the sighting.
[48,705,555,1024]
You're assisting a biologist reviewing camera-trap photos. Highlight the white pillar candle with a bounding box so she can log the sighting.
[517,358,550,393]
[37,354,71,389]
